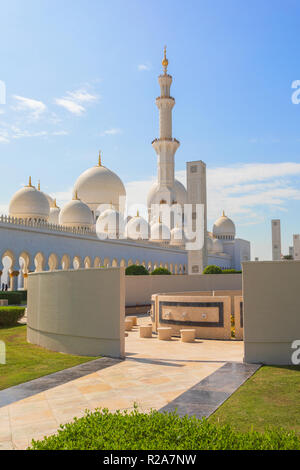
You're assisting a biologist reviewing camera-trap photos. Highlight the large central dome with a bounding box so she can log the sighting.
[73,154,126,214]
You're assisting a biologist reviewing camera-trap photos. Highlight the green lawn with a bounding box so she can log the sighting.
[0,325,99,390]
[209,365,300,435]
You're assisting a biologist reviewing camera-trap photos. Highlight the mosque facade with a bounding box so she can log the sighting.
[0,49,250,289]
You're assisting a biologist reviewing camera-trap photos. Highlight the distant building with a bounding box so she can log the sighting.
[293,235,300,260]
[271,219,281,261]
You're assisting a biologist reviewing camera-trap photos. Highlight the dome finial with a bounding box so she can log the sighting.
[162,45,168,74]
[27,176,32,187]
[73,190,79,200]
[98,150,102,166]
[136,209,139,217]
[222,210,225,217]
[38,180,40,191]
[54,198,58,208]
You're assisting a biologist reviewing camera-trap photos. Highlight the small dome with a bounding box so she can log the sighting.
[96,207,124,239]
[59,195,94,229]
[212,238,223,253]
[9,178,50,221]
[170,226,185,247]
[48,202,60,224]
[212,211,236,240]
[125,212,149,240]
[147,179,188,209]
[73,154,126,214]
[150,219,170,243]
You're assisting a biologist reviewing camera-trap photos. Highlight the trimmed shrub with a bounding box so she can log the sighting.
[221,269,242,274]
[0,292,23,305]
[28,408,300,450]
[12,290,27,301]
[151,267,171,275]
[125,265,149,276]
[0,307,26,326]
[203,265,223,274]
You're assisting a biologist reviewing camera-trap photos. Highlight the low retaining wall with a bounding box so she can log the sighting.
[243,261,300,365]
[126,274,242,306]
[27,267,125,358]
[151,293,231,340]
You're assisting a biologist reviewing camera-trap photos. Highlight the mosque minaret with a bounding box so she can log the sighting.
[148,47,187,221]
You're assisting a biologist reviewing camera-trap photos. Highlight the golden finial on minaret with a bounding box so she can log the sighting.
[137,209,140,217]
[38,180,40,190]
[222,210,225,217]
[98,150,102,166]
[162,45,168,74]
[27,176,32,187]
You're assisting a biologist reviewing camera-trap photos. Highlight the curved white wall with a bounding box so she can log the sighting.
[27,267,125,358]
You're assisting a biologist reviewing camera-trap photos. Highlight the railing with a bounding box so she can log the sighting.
[0,215,186,251]
[0,215,92,235]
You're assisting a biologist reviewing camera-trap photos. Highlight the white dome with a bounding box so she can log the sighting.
[59,197,94,229]
[170,226,185,247]
[150,220,170,243]
[49,205,60,224]
[147,179,188,208]
[212,212,236,239]
[125,213,149,240]
[212,238,223,253]
[96,207,124,239]
[73,157,126,214]
[9,179,50,221]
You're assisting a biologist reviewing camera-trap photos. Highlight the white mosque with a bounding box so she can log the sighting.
[0,48,250,290]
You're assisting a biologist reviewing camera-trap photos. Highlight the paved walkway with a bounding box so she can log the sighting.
[0,317,249,450]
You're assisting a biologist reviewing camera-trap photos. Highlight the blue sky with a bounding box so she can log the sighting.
[0,0,300,259]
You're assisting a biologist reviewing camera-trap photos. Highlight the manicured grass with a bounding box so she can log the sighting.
[0,325,99,390]
[29,408,300,450]
[210,365,300,435]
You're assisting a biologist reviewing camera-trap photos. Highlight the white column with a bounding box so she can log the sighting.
[186,160,207,274]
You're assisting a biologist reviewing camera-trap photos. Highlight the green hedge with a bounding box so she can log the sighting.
[0,307,26,326]
[203,265,223,274]
[151,267,171,275]
[0,292,23,305]
[221,269,242,274]
[28,409,300,450]
[203,266,242,275]
[125,265,149,276]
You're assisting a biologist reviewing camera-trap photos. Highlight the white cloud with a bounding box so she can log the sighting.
[10,126,48,139]
[138,64,151,71]
[101,128,123,136]
[54,87,98,115]
[12,95,47,119]
[54,98,85,115]
[0,129,9,143]
[66,89,98,103]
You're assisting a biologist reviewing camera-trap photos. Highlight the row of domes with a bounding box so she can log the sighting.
[8,154,236,245]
